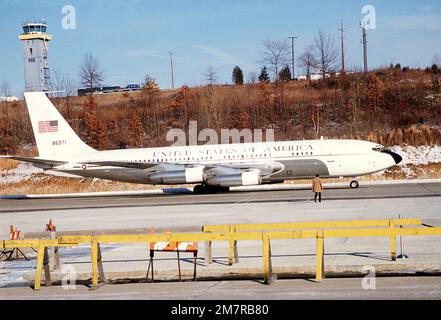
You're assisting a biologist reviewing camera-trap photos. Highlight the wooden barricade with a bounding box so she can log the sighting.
[147,241,198,282]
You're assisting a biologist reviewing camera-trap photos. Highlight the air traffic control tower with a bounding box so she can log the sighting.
[18,19,52,92]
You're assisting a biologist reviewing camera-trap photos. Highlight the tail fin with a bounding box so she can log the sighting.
[24,92,96,159]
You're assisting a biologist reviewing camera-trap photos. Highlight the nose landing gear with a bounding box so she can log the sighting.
[350,180,359,189]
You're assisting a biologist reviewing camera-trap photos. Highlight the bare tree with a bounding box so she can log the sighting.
[433,54,441,66]
[261,39,290,82]
[311,105,321,139]
[52,71,77,118]
[299,45,317,81]
[313,31,338,78]
[347,64,363,73]
[79,53,104,93]
[1,80,12,120]
[62,74,77,119]
[61,74,77,98]
[1,80,12,100]
[205,65,217,86]
[51,71,64,97]
[247,71,257,84]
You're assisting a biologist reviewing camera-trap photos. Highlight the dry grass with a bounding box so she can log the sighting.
[0,159,20,171]
[366,125,441,147]
[384,163,441,180]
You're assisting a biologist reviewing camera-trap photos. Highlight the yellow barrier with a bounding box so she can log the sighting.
[203,218,423,265]
[202,218,423,232]
[316,230,325,282]
[0,239,77,290]
[65,226,441,288]
[2,218,440,291]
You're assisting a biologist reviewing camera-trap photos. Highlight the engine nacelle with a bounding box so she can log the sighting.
[207,170,261,187]
[149,166,204,184]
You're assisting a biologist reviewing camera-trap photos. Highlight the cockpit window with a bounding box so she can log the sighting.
[372,146,391,152]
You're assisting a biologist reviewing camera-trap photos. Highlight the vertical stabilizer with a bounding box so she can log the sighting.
[24,92,96,159]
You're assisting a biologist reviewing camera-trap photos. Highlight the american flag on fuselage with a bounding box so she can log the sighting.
[38,120,58,133]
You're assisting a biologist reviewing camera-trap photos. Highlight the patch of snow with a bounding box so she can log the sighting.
[0,163,43,184]
[389,145,441,179]
[391,145,441,166]
[0,254,37,288]
[0,243,138,288]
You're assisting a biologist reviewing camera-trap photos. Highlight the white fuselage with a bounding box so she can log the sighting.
[48,139,399,185]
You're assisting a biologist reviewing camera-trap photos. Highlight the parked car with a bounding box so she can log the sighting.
[125,84,141,90]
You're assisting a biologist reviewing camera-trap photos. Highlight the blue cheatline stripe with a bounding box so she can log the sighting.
[0,195,30,199]
[161,188,193,194]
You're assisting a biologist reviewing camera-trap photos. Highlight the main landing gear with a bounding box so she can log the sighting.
[349,180,359,189]
[193,184,230,194]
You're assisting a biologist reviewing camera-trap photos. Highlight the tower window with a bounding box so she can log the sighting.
[30,48,33,55]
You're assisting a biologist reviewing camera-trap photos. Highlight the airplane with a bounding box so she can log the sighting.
[1,92,402,194]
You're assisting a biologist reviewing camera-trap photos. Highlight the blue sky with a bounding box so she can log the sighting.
[0,0,440,95]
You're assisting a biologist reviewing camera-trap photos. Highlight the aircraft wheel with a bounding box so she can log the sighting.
[350,180,359,189]
[193,185,205,194]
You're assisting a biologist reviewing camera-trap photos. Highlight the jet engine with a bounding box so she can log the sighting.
[149,166,204,184]
[206,170,261,187]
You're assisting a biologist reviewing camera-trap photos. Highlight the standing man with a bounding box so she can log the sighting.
[312,174,323,203]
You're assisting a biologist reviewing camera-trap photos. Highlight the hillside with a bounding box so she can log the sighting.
[1,68,441,194]
[1,68,440,155]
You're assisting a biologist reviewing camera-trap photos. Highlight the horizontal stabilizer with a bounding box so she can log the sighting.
[0,155,67,167]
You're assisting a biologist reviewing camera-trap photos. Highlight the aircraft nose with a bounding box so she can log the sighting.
[391,151,402,164]
[383,150,402,164]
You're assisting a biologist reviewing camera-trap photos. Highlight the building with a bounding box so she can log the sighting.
[0,96,19,102]
[18,19,52,92]
[77,84,142,96]
[298,74,324,81]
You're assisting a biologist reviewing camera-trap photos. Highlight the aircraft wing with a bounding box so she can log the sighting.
[82,160,284,177]
[82,160,163,170]
[0,155,67,167]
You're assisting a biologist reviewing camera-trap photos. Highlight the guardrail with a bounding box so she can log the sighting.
[2,217,440,291]
[202,218,423,265]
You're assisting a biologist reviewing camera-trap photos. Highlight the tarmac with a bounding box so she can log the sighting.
[2,277,441,300]
[1,181,441,299]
